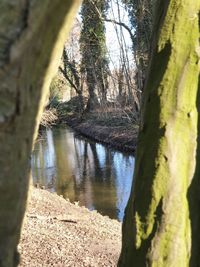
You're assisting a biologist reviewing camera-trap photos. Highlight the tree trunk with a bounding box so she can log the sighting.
[0,1,81,266]
[118,0,200,266]
[80,0,108,110]
[188,77,200,266]
[85,81,99,112]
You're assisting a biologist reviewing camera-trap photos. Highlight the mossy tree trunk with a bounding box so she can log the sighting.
[80,0,109,111]
[0,1,81,266]
[118,0,200,266]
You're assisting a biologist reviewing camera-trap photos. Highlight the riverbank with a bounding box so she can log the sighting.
[64,115,138,153]
[42,100,139,153]
[19,187,121,266]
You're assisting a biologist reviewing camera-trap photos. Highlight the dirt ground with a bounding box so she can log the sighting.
[19,188,121,267]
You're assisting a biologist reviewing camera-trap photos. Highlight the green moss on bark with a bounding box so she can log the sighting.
[0,1,81,266]
[118,0,200,266]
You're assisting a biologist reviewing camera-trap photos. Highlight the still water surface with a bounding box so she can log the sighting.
[31,127,134,221]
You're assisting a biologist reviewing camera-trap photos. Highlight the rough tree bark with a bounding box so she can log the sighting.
[118,0,200,266]
[0,1,81,266]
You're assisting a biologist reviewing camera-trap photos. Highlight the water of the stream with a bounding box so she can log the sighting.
[31,127,134,221]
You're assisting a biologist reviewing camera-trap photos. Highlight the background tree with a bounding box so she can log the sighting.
[122,0,154,92]
[108,0,141,114]
[59,46,84,111]
[91,0,142,118]
[0,1,81,266]
[118,0,200,266]
[80,0,109,110]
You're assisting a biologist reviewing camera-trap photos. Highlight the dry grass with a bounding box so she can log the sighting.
[40,108,58,128]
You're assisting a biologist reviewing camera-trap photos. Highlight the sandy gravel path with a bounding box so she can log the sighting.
[18,188,121,267]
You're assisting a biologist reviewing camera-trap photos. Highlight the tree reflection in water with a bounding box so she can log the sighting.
[31,127,134,221]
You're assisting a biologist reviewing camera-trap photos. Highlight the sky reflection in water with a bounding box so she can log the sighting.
[31,127,135,221]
